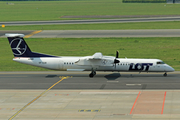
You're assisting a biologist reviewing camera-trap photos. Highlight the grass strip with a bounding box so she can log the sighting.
[0,37,180,71]
[0,1,180,21]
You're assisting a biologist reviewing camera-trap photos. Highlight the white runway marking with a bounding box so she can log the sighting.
[126,84,142,86]
[107,81,119,82]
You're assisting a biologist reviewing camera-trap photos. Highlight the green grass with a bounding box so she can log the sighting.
[0,37,180,71]
[0,0,180,21]
[1,21,180,30]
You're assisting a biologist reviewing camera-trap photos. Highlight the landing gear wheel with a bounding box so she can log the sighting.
[89,73,94,78]
[163,73,167,77]
[89,71,96,78]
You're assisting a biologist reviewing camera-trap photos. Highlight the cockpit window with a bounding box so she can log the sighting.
[157,61,165,64]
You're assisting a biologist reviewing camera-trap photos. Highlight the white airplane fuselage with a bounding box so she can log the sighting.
[13,57,174,72]
[6,33,174,77]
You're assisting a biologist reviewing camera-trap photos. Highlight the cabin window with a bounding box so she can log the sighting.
[157,61,165,64]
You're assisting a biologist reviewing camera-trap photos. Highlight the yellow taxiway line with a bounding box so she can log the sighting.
[24,30,42,38]
[8,76,69,120]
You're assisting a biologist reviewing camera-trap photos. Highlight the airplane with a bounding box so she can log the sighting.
[6,33,174,77]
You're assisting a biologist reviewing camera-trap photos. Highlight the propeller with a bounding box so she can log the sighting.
[114,50,120,68]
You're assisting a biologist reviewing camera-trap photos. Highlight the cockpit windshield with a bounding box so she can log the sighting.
[157,61,165,64]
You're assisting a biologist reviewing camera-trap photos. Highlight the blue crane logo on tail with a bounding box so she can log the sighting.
[10,38,27,56]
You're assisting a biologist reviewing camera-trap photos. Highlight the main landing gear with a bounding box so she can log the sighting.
[89,70,96,78]
[163,72,167,77]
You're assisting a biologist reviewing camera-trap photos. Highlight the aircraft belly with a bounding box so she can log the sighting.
[62,65,91,71]
[65,65,130,71]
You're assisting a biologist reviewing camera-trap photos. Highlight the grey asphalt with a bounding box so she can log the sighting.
[30,29,180,38]
[0,71,179,89]
[1,17,180,26]
[2,29,180,38]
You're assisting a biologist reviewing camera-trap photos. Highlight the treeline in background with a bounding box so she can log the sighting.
[122,0,166,3]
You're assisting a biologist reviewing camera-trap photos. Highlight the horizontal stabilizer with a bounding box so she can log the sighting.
[5,34,25,38]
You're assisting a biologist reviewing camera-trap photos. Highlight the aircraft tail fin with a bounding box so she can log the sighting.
[6,34,56,57]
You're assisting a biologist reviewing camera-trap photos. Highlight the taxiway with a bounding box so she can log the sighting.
[0,71,179,89]
[1,29,180,38]
[1,17,180,26]
[1,71,180,120]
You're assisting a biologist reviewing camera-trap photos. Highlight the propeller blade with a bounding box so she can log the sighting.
[116,50,119,58]
[114,50,120,68]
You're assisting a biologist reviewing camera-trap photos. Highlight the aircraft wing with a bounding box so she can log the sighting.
[75,52,114,66]
[88,52,103,60]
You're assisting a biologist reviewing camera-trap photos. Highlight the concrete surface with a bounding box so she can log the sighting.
[1,72,180,120]
[0,90,180,120]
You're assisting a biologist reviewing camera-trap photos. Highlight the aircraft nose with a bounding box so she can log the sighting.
[167,65,175,72]
[170,67,175,72]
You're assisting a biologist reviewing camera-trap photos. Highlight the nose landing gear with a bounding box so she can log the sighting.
[163,72,167,77]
